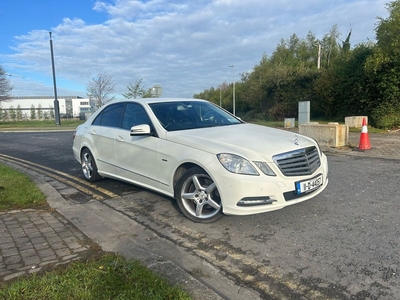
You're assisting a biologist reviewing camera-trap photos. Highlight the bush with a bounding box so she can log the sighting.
[268,102,297,120]
[371,110,400,129]
[372,112,400,129]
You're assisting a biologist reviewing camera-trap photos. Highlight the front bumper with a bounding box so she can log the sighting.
[213,153,329,216]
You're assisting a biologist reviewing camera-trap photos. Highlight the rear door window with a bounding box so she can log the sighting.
[92,103,124,127]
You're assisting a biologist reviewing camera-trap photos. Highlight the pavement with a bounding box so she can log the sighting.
[0,130,399,299]
[322,130,400,160]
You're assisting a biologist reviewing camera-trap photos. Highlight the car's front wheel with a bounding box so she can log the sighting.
[175,167,223,223]
[81,148,102,182]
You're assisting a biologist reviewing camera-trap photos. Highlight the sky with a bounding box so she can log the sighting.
[0,0,389,99]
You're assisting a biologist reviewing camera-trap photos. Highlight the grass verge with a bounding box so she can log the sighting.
[0,253,191,300]
[0,163,47,210]
[0,119,84,130]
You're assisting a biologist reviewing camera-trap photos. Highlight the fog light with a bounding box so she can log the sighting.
[237,197,277,206]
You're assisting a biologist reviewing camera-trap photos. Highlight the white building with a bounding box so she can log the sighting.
[0,96,93,120]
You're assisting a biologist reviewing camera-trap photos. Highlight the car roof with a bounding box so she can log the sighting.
[107,98,208,106]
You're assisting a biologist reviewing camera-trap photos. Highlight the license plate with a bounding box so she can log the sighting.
[295,174,323,194]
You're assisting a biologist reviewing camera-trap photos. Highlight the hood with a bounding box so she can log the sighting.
[166,123,317,162]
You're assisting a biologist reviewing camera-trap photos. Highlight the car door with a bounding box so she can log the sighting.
[114,102,162,191]
[89,102,124,175]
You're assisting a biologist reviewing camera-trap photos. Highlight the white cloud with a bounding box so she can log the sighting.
[2,0,388,98]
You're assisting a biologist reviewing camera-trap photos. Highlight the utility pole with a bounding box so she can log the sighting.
[49,32,61,125]
[317,43,321,69]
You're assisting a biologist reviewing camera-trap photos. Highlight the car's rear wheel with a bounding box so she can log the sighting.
[175,167,223,223]
[81,148,102,182]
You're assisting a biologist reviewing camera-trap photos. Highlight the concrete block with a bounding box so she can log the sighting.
[345,116,368,128]
[284,118,295,128]
[299,122,349,147]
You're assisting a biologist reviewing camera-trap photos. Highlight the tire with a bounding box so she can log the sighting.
[175,167,223,223]
[81,148,102,182]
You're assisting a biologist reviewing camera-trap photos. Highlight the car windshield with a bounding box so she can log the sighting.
[149,101,242,131]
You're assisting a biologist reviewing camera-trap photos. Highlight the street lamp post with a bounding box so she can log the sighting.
[49,32,61,125]
[229,65,235,115]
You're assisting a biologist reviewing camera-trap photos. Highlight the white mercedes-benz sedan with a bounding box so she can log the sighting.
[73,98,328,223]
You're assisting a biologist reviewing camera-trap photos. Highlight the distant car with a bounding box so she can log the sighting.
[72,98,328,223]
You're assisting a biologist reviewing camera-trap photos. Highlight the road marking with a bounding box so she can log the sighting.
[0,153,119,200]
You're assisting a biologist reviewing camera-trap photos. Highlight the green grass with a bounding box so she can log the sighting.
[249,119,287,128]
[0,253,191,300]
[0,163,47,210]
[0,119,84,130]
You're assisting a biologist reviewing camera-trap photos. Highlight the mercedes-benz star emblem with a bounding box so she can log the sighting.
[293,135,299,145]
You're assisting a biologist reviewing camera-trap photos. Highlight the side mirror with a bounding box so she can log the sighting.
[130,124,151,136]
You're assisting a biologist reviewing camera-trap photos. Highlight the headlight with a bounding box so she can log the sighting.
[253,161,276,176]
[217,153,259,175]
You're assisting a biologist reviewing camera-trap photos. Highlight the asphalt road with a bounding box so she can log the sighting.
[1,131,399,299]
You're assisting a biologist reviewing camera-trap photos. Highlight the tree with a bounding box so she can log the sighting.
[49,105,55,119]
[193,81,233,109]
[365,0,400,127]
[43,111,50,120]
[193,7,400,126]
[269,32,319,69]
[374,0,400,60]
[320,25,341,69]
[9,106,16,121]
[123,78,152,99]
[16,105,23,121]
[0,66,13,102]
[342,29,352,53]
[314,44,373,118]
[2,109,8,121]
[86,73,116,109]
[30,104,36,120]
[37,104,43,120]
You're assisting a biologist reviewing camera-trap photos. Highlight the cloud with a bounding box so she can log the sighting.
[2,0,388,98]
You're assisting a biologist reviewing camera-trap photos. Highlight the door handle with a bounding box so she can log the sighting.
[116,136,124,142]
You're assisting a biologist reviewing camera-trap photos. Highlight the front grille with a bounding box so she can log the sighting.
[273,146,321,176]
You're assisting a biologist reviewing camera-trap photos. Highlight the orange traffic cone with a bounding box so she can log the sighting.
[358,118,371,150]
